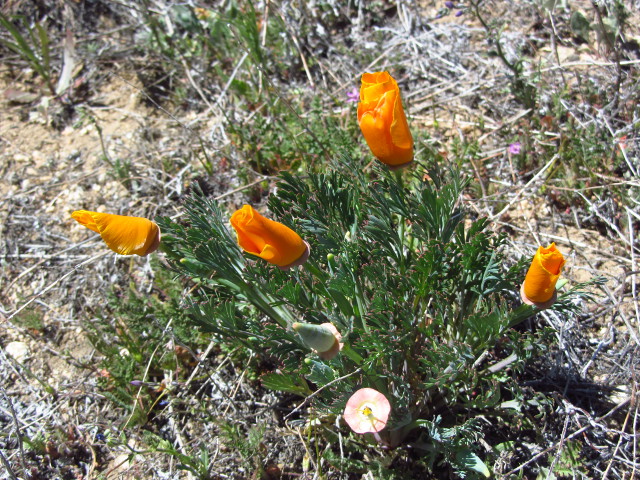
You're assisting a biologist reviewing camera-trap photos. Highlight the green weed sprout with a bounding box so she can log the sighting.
[158,156,591,476]
[0,13,55,96]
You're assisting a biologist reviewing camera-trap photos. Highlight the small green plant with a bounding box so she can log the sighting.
[85,262,204,428]
[78,108,137,189]
[0,13,55,96]
[12,307,44,332]
[158,157,596,476]
[539,440,588,479]
[134,1,342,175]
[228,95,355,174]
[142,431,213,479]
[469,0,538,110]
[217,421,268,477]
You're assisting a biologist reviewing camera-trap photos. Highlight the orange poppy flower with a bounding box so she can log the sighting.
[71,210,160,256]
[522,243,565,306]
[357,71,414,168]
[343,388,391,434]
[230,205,309,268]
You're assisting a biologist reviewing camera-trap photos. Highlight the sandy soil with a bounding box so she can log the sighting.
[1,1,638,478]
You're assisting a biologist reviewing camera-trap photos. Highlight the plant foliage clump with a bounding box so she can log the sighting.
[159,158,589,476]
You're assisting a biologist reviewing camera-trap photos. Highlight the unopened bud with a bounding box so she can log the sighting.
[293,322,337,353]
[327,253,337,269]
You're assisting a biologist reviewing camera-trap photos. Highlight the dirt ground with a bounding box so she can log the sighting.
[1,1,639,478]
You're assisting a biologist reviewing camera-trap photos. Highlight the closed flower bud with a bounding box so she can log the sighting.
[71,210,160,256]
[293,322,343,360]
[327,253,337,269]
[230,205,309,269]
[521,243,565,307]
[357,71,414,169]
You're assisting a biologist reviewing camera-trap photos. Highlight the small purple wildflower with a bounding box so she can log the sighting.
[346,87,359,103]
[508,142,521,155]
[455,9,464,17]
[445,1,455,8]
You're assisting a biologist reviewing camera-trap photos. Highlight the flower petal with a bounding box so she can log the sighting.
[72,210,160,256]
[357,71,414,167]
[523,243,565,303]
[230,205,307,267]
[343,388,391,434]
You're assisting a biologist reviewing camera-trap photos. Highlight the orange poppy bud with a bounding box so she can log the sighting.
[293,322,343,360]
[71,210,160,256]
[343,388,391,434]
[230,205,309,269]
[357,71,414,168]
[521,243,565,306]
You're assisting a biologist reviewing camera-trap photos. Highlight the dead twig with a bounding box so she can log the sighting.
[284,368,362,421]
[6,251,109,321]
[0,387,28,479]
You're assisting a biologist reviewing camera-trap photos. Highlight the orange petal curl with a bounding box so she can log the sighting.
[230,205,308,268]
[357,71,414,168]
[522,243,565,303]
[71,210,160,256]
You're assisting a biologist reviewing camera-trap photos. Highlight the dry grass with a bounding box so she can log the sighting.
[1,0,638,478]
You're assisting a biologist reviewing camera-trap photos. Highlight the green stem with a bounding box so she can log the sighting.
[505,303,536,329]
[342,344,364,365]
[217,277,295,328]
[471,0,519,76]
[303,258,329,282]
[393,169,408,273]
[352,273,369,334]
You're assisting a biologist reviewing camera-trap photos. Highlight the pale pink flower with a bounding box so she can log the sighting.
[343,388,391,434]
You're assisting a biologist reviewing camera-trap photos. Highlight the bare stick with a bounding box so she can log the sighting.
[284,368,362,421]
[490,154,559,220]
[505,398,631,476]
[7,251,109,321]
[1,387,28,478]
[0,449,19,480]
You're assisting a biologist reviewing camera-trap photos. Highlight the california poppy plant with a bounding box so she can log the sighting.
[357,71,414,168]
[292,322,343,360]
[230,205,309,269]
[521,242,565,307]
[71,210,160,256]
[343,388,391,434]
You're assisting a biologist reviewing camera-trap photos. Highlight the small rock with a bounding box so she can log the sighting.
[5,341,30,364]
[609,386,630,405]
